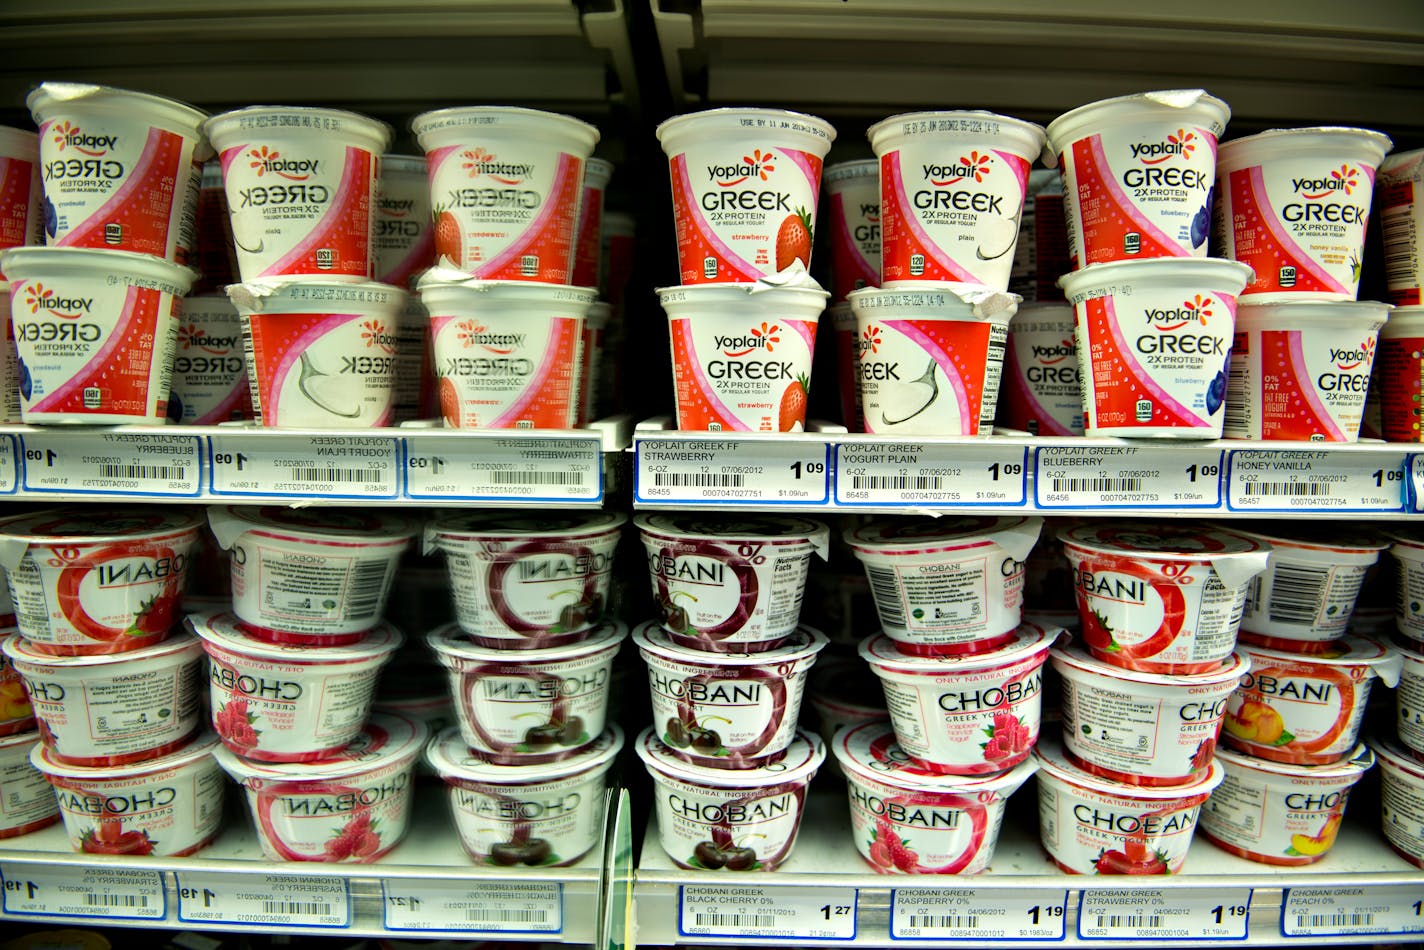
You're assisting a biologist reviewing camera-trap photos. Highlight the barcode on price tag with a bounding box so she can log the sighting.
[1035,446,1224,509]
[637,439,831,506]
[208,435,399,498]
[1282,885,1424,936]
[403,435,601,502]
[20,432,201,496]
[0,864,165,920]
[1079,888,1251,940]
[891,888,1067,940]
[679,885,857,940]
[836,442,1027,507]
[175,872,349,928]
[1227,449,1407,512]
[382,879,561,934]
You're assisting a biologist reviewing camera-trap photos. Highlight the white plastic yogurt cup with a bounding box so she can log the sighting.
[1398,643,1424,759]
[573,158,613,290]
[635,621,827,769]
[824,159,880,301]
[171,293,251,424]
[1378,306,1424,442]
[0,508,200,656]
[1389,528,1424,643]
[0,627,34,736]
[835,721,1036,874]
[634,514,829,653]
[206,106,391,282]
[576,299,610,427]
[29,82,208,263]
[426,725,622,866]
[828,302,863,430]
[0,127,41,281]
[0,283,18,423]
[844,516,1043,654]
[373,154,434,289]
[0,731,58,838]
[871,110,1046,291]
[32,732,223,857]
[207,506,417,644]
[189,610,402,763]
[999,302,1083,435]
[1379,149,1424,307]
[1367,735,1424,869]
[215,713,427,863]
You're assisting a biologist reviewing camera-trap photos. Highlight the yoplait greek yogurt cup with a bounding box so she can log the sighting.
[638,725,824,871]
[1059,522,1271,674]
[0,128,42,283]
[834,721,1036,874]
[214,712,427,863]
[635,620,827,770]
[171,293,253,424]
[634,513,829,653]
[426,724,622,866]
[188,610,402,762]
[844,516,1043,655]
[0,508,201,656]
[427,620,625,765]
[573,158,613,290]
[1367,735,1424,869]
[1378,307,1424,442]
[862,622,1058,776]
[824,159,880,301]
[32,732,224,857]
[999,302,1083,436]
[0,731,59,838]
[374,154,434,289]
[425,510,625,649]
[0,627,34,736]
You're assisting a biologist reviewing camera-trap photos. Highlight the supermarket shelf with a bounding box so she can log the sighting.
[633,788,1424,947]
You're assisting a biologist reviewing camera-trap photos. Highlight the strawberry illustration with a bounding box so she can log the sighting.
[438,376,463,426]
[81,818,156,855]
[433,207,463,266]
[1190,737,1215,771]
[1094,833,1170,874]
[775,207,812,270]
[778,374,810,431]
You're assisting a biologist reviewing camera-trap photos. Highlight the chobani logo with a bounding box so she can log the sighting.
[282,779,407,815]
[51,121,116,156]
[1144,296,1213,330]
[177,323,238,354]
[717,322,780,357]
[709,148,775,187]
[456,319,524,354]
[247,145,319,181]
[24,283,90,319]
[1296,165,1360,199]
[848,785,962,828]
[1130,129,1197,165]
[461,147,533,185]
[926,151,992,186]
[1333,338,1375,370]
[1032,339,1074,364]
[361,319,397,354]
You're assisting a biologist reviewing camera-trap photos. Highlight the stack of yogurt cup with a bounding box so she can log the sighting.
[1372,150,1424,443]
[1370,527,1424,870]
[189,505,428,863]
[822,159,879,431]
[0,121,42,426]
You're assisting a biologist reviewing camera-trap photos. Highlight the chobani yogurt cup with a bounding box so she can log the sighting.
[1225,636,1400,765]
[572,158,613,290]
[1398,644,1424,759]
[0,128,41,281]
[829,302,864,430]
[28,82,207,263]
[426,725,621,866]
[634,514,829,653]
[5,633,202,767]
[170,293,252,424]
[1052,642,1247,787]
[824,159,880,301]
[205,106,391,282]
[207,506,417,644]
[844,516,1043,655]
[2,246,194,424]
[999,302,1083,435]
[1367,735,1424,868]
[1060,257,1253,438]
[862,622,1057,775]
[638,725,824,871]
[1034,734,1222,875]
[635,621,827,769]
[1379,149,1424,306]
[835,722,1036,874]
[189,610,402,762]
[1199,744,1372,865]
[215,713,426,863]
[0,508,200,655]
[426,511,625,648]
[0,628,33,735]
[1225,301,1389,440]
[0,731,58,838]
[373,154,434,289]
[659,280,828,432]
[226,279,405,428]
[1059,522,1270,675]
[1378,306,1424,442]
[871,110,1046,290]
[1216,127,1392,301]
[419,273,595,429]
[658,108,835,284]
[33,732,223,857]
[427,620,625,764]
[1046,90,1229,267]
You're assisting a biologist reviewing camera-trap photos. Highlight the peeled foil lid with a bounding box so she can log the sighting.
[743,262,828,295]
[1236,635,1403,688]
[847,515,1043,564]
[225,279,404,312]
[850,283,1021,320]
[0,508,201,571]
[1141,88,1218,109]
[835,721,1038,793]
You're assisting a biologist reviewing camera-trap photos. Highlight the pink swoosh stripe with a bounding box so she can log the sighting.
[672,154,760,281]
[830,193,877,286]
[1101,297,1204,427]
[674,319,743,429]
[32,286,152,412]
[886,318,972,429]
[56,128,176,249]
[887,153,976,283]
[1085,135,1185,255]
[493,317,578,426]
[481,153,580,277]
[1248,166,1351,295]
[1287,330,1346,440]
[267,147,366,277]
[381,230,434,289]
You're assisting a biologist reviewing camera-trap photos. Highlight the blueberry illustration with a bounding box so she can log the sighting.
[1206,371,1226,415]
[1191,204,1210,249]
[166,390,183,422]
[43,197,56,239]
[17,359,30,401]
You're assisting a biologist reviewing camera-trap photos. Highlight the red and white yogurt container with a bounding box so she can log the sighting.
[171,293,252,424]
[1059,522,1271,674]
[32,732,224,857]
[835,722,1036,874]
[1397,642,1424,759]
[0,127,41,281]
[1379,308,1424,442]
[0,508,200,656]
[1378,148,1424,306]
[862,622,1057,775]
[0,283,18,424]
[1198,743,1372,865]
[999,302,1082,435]
[0,731,58,838]
[572,158,613,290]
[1367,735,1424,869]
[189,610,402,762]
[192,161,237,294]
[0,627,34,735]
[824,159,880,301]
[829,302,864,430]
[215,713,427,863]
[373,154,434,289]
[576,300,610,426]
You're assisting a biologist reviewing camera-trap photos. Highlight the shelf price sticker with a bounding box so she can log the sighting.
[679,884,857,941]
[404,435,602,502]
[1411,454,1424,512]
[891,887,1067,940]
[0,865,165,920]
[836,442,1027,507]
[381,879,561,934]
[175,872,350,928]
[0,434,17,494]
[208,434,399,498]
[1227,449,1408,512]
[20,432,201,497]
[637,439,831,506]
[1282,885,1424,937]
[1035,445,1224,509]
[1079,887,1251,940]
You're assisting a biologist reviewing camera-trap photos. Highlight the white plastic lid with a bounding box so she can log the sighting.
[1034,733,1224,799]
[1057,257,1255,300]
[189,611,404,662]
[868,110,1047,164]
[634,621,828,667]
[32,731,221,780]
[656,108,835,148]
[834,721,1037,793]
[1234,635,1402,687]
[636,725,824,788]
[3,632,203,670]
[635,513,830,559]
[206,506,418,550]
[1050,640,1250,689]
[28,82,209,133]
[824,159,879,183]
[381,154,428,176]
[1234,300,1393,329]
[427,619,627,664]
[411,106,600,151]
[845,516,1043,564]
[1214,742,1373,780]
[425,724,624,784]
[428,510,626,541]
[205,106,393,156]
[861,621,1060,674]
[415,271,599,304]
[214,713,426,782]
[1045,90,1231,162]
[1217,127,1394,166]
[0,247,197,295]
[0,508,200,562]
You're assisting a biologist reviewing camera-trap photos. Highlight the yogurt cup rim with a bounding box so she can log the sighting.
[415,271,600,299]
[1035,735,1224,798]
[656,107,836,145]
[634,512,826,543]
[213,712,427,781]
[862,621,1060,673]
[844,514,1036,551]
[225,279,407,313]
[28,81,209,128]
[211,505,419,542]
[0,506,202,544]
[1057,522,1266,559]
[206,105,393,146]
[1045,89,1230,154]
[1057,256,1255,293]
[1235,300,1394,323]
[427,619,627,663]
[411,105,600,143]
[0,126,37,153]
[1050,641,1249,687]
[3,632,203,669]
[189,610,404,662]
[634,620,828,666]
[1380,307,1424,335]
[834,721,1038,791]
[636,725,825,787]
[380,153,428,173]
[1213,742,1373,779]
[848,282,1022,316]
[824,158,879,181]
[429,509,626,540]
[868,110,1047,152]
[655,281,830,303]
[0,730,40,754]
[1212,522,1389,554]
[1217,126,1394,156]
[1234,634,1392,666]
[0,246,197,287]
[1367,734,1424,779]
[32,731,221,779]
[425,724,624,783]
[585,156,616,175]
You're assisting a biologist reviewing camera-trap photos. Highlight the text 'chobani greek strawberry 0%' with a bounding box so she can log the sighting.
[658,108,836,284]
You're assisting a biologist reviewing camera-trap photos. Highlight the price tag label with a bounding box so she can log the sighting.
[1227,449,1407,512]
[175,872,349,928]
[1282,885,1424,937]
[404,435,602,502]
[208,435,399,498]
[1035,445,1224,509]
[637,438,831,506]
[836,442,1027,507]
[891,888,1067,940]
[382,879,561,934]
[0,434,17,494]
[20,432,201,496]
[0,865,164,920]
[1079,888,1251,940]
[1411,454,1424,512]
[679,885,857,940]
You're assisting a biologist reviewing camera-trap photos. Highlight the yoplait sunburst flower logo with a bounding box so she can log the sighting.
[361,319,396,353]
[460,147,534,185]
[709,148,776,187]
[715,321,781,357]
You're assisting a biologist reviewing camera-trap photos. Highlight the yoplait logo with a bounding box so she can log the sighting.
[717,321,779,357]
[1144,294,1213,331]
[378,197,417,217]
[247,145,319,181]
[708,148,776,187]
[24,283,89,319]
[177,322,239,354]
[925,150,992,186]
[1031,338,1075,364]
[361,319,397,354]
[461,147,534,185]
[456,319,524,354]
[856,324,883,359]
[51,120,116,156]
[1295,164,1360,199]
[1331,336,1375,370]
[1130,129,1197,165]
